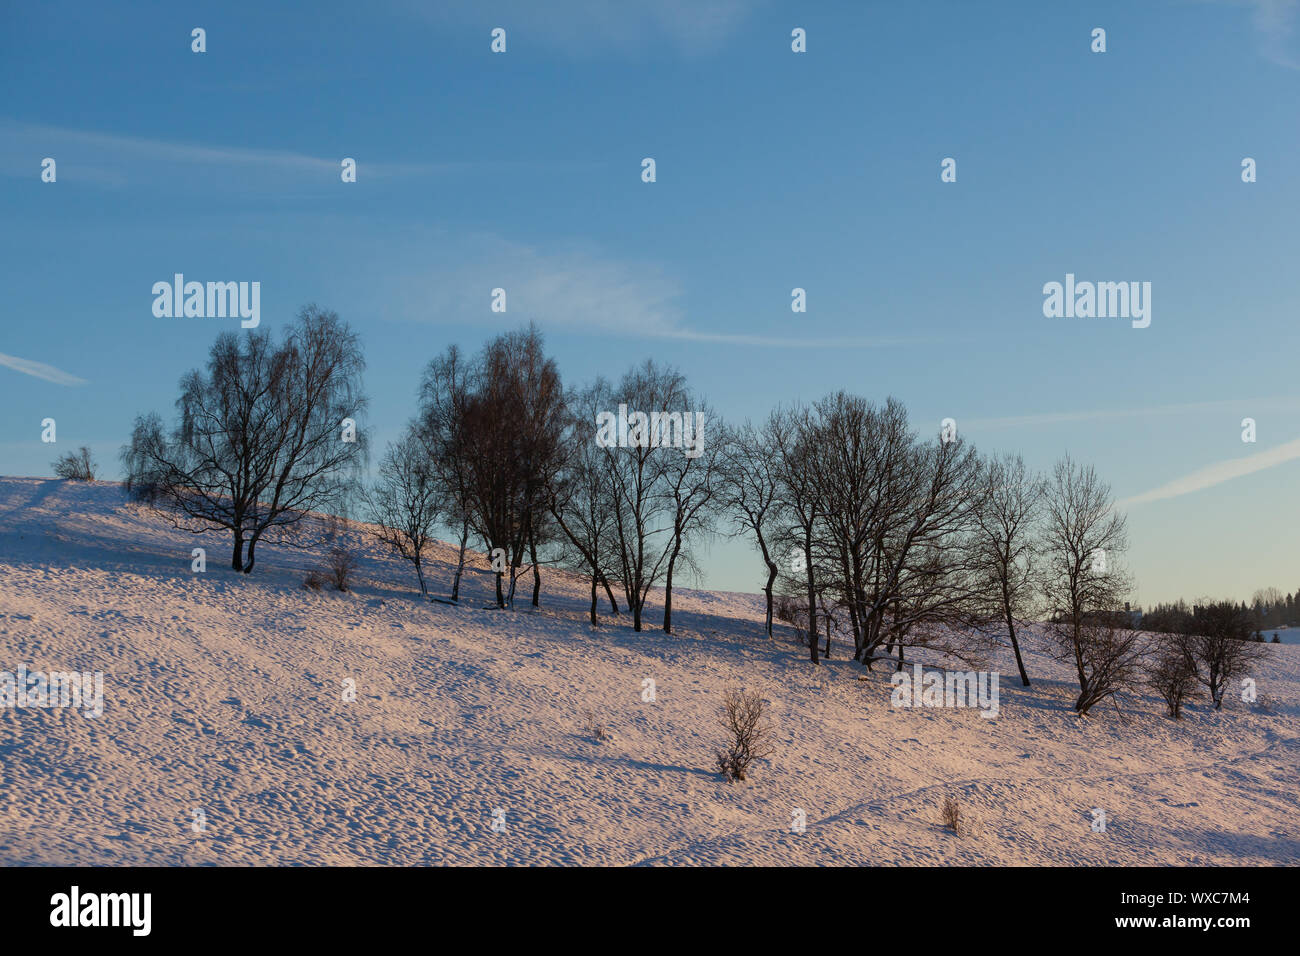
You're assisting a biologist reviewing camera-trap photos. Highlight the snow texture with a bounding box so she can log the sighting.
[1,477,1296,865]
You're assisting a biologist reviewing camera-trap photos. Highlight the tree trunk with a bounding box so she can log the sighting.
[529,530,541,608]
[754,534,776,638]
[589,575,598,626]
[243,534,258,574]
[1072,613,1088,697]
[451,518,469,601]
[804,529,818,664]
[850,600,865,661]
[1006,614,1030,687]
[231,529,245,571]
[547,504,609,613]
[663,545,680,634]
[599,573,619,614]
[762,560,777,638]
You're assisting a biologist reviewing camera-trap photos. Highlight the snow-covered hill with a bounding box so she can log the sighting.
[0,476,1296,865]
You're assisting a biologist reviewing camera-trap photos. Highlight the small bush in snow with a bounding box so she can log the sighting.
[326,547,358,591]
[941,796,963,835]
[303,569,325,591]
[714,687,772,782]
[580,709,609,742]
[53,447,97,481]
[1252,692,1277,714]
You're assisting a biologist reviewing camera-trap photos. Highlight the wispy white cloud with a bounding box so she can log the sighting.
[385,231,926,348]
[966,397,1300,431]
[0,352,87,386]
[390,234,686,336]
[1118,436,1300,508]
[1244,0,1300,67]
[1196,0,1300,68]
[0,120,451,183]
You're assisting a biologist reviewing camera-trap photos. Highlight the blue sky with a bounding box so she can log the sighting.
[2,0,1298,606]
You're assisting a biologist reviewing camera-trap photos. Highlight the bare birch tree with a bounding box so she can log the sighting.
[548,381,621,625]
[365,428,444,597]
[971,452,1044,686]
[122,305,368,573]
[1180,600,1270,709]
[719,422,783,637]
[603,360,688,631]
[1039,455,1133,712]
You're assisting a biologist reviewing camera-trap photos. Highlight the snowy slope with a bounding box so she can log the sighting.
[0,476,1296,866]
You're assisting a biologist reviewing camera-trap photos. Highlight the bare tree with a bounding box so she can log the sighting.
[972,453,1043,686]
[497,327,567,608]
[417,345,474,602]
[807,393,890,665]
[719,422,783,636]
[770,405,822,663]
[1147,632,1196,719]
[365,428,444,597]
[1251,586,1287,630]
[549,380,621,626]
[52,446,97,481]
[864,430,989,670]
[797,395,987,671]
[1040,455,1131,712]
[662,402,722,634]
[1251,586,1285,612]
[420,326,565,609]
[602,360,690,631]
[1180,600,1270,709]
[1070,615,1147,715]
[121,305,368,573]
[714,687,773,782]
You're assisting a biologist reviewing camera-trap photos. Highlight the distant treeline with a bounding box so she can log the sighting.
[1141,590,1297,636]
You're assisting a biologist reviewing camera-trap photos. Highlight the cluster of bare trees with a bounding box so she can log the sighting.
[120,315,721,626]
[724,399,1032,667]
[721,399,1164,714]
[323,325,719,629]
[409,327,567,609]
[587,363,721,633]
[410,331,722,630]
[120,315,1269,719]
[758,395,995,671]
[1146,601,1271,715]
